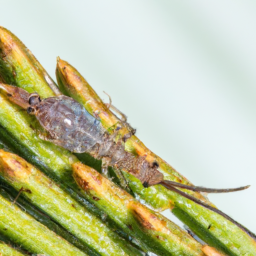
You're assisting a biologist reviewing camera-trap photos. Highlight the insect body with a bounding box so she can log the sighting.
[0,83,254,238]
[28,94,164,186]
[2,83,163,186]
[31,95,106,154]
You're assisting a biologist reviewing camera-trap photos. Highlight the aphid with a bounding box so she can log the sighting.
[0,83,254,238]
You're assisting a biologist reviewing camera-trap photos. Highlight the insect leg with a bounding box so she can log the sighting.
[103,91,127,121]
[109,104,128,122]
[37,130,69,151]
[103,91,136,141]
[110,105,136,142]
[160,181,256,240]
[101,157,112,178]
[102,157,131,191]
[37,130,55,142]
[12,187,32,205]
[160,180,250,193]
[103,91,113,111]
[111,167,131,192]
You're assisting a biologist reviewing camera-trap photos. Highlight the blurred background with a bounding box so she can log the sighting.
[1,1,256,233]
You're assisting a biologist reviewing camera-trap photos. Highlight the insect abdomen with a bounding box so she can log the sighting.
[37,96,105,153]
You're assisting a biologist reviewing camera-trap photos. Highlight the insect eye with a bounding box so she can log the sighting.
[27,107,35,114]
[152,161,159,168]
[29,95,41,105]
[143,181,149,188]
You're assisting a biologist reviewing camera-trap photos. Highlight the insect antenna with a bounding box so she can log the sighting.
[160,180,250,193]
[103,91,112,110]
[160,180,256,240]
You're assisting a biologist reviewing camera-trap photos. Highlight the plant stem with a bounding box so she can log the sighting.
[0,184,98,256]
[0,241,25,256]
[0,194,87,256]
[0,26,60,96]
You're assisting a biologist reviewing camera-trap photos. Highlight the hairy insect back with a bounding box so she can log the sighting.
[36,95,105,153]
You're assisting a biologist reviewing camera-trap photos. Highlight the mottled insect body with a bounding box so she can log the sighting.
[1,83,253,237]
[27,93,163,186]
[35,96,105,154]
[92,135,163,186]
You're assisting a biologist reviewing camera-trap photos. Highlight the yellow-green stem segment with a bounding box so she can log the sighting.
[0,27,60,96]
[0,185,97,255]
[0,194,87,256]
[0,242,25,256]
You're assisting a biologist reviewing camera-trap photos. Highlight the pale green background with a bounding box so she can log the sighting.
[1,1,255,234]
